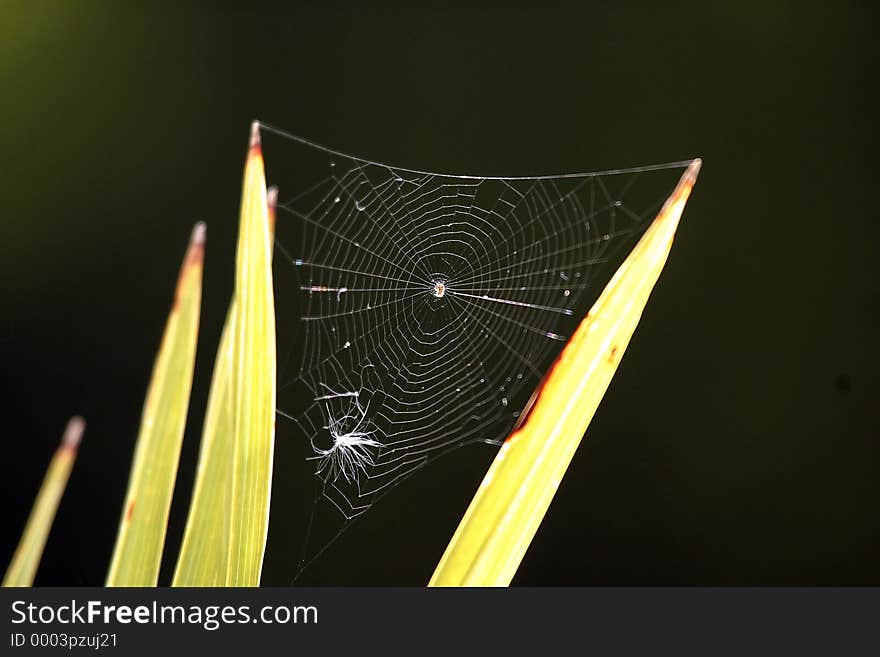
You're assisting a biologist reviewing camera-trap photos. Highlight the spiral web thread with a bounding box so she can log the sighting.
[265,123,692,525]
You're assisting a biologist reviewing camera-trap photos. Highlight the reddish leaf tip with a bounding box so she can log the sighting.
[249,121,261,151]
[61,416,85,451]
[685,157,702,183]
[182,223,206,271]
[191,221,207,248]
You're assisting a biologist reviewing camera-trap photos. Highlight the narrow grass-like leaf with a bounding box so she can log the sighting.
[430,159,702,587]
[173,187,277,586]
[3,416,84,587]
[171,302,234,586]
[225,123,277,586]
[106,224,205,586]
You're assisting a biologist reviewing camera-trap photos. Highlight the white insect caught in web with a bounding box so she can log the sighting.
[264,122,693,530]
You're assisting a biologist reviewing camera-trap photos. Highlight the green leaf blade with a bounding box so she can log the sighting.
[106,223,205,587]
[225,124,277,586]
[430,160,701,586]
[3,417,84,587]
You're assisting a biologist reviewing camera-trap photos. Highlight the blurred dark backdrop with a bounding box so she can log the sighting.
[1,1,876,585]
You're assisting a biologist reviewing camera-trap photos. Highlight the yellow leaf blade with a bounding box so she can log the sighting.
[171,303,234,586]
[3,416,84,587]
[226,123,277,586]
[106,224,205,586]
[429,159,702,587]
[173,187,277,587]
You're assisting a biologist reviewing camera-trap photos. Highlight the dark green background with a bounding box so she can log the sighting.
[1,2,876,585]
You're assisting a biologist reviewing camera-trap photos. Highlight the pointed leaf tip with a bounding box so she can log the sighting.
[3,416,84,587]
[685,157,702,184]
[658,158,702,221]
[106,225,204,586]
[673,158,701,194]
[183,223,206,269]
[249,121,261,151]
[61,416,85,450]
[191,221,207,248]
[172,224,206,310]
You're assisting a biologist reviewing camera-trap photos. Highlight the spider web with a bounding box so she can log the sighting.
[262,122,694,573]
